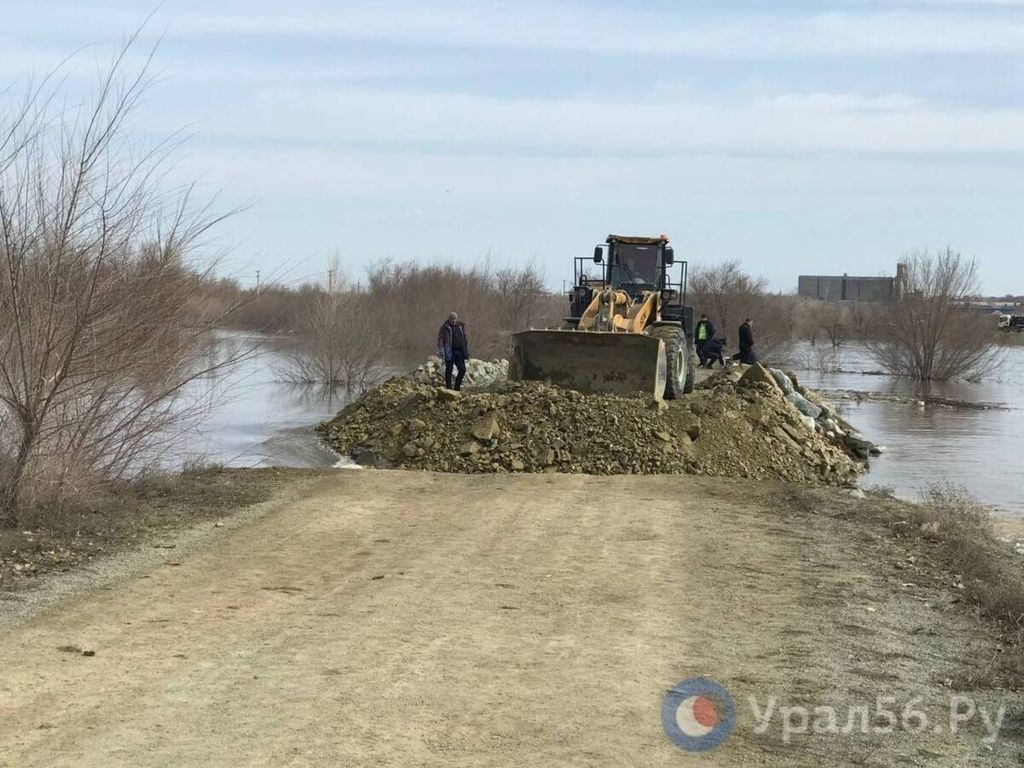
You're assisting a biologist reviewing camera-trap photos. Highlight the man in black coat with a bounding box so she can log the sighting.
[694,313,715,365]
[736,318,756,364]
[437,311,470,390]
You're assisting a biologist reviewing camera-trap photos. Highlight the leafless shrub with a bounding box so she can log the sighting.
[866,250,1002,381]
[798,298,846,349]
[689,260,798,363]
[801,345,843,373]
[365,259,562,363]
[493,262,553,333]
[218,285,312,333]
[0,37,243,526]
[275,291,391,393]
[690,260,768,335]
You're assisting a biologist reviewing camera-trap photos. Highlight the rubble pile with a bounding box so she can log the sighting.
[318,359,873,486]
[689,363,883,483]
[411,357,508,389]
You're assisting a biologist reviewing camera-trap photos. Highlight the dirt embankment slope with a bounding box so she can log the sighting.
[319,363,869,486]
[0,471,1019,767]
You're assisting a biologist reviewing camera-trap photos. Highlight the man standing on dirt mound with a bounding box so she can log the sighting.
[437,311,470,390]
[736,318,757,364]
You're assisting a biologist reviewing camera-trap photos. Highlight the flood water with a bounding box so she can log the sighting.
[791,342,1024,518]
[172,332,345,470]
[185,332,1024,519]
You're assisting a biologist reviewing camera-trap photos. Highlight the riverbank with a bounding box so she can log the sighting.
[1,470,1022,766]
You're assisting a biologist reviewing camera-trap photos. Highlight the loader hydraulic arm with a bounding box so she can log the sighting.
[577,288,660,333]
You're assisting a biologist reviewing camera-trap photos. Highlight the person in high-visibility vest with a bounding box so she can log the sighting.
[694,313,715,365]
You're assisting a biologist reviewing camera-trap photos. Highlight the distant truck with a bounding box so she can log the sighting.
[998,314,1024,333]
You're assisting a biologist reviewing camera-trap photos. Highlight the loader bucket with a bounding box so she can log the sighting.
[508,330,667,400]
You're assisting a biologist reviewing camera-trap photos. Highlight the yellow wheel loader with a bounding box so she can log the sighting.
[509,234,695,400]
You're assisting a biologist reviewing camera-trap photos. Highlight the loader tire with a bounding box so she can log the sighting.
[648,325,692,399]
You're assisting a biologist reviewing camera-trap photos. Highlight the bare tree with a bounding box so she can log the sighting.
[0,37,242,525]
[689,260,769,339]
[492,259,551,336]
[276,290,391,392]
[798,298,850,349]
[866,249,1001,381]
[689,260,797,361]
[365,259,561,361]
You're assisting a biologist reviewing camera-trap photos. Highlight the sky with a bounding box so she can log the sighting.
[1,0,1023,293]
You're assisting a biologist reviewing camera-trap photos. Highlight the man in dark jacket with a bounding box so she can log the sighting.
[701,337,726,368]
[694,313,715,365]
[437,311,470,390]
[735,318,756,364]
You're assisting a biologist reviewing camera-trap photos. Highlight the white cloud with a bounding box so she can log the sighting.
[169,84,1024,156]
[6,1,1024,59]
[172,145,1024,204]
[164,3,1024,58]
[753,92,926,112]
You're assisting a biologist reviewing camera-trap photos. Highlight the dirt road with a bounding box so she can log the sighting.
[0,471,1018,766]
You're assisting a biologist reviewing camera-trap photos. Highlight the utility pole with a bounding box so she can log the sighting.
[328,268,335,294]
[255,270,261,298]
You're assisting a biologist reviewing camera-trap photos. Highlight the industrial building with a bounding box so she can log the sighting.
[798,264,907,302]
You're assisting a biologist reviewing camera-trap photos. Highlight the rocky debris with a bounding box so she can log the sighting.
[354,448,388,468]
[769,367,795,395]
[322,377,695,475]
[738,362,781,393]
[318,358,873,485]
[471,413,501,440]
[844,432,884,459]
[703,368,885,461]
[413,357,509,390]
[786,391,822,420]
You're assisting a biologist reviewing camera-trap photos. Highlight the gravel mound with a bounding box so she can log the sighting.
[318,359,870,486]
[411,356,508,389]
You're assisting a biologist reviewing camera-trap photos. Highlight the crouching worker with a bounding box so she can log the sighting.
[437,311,470,390]
[702,337,727,368]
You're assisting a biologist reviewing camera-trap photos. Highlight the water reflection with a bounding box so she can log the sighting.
[169,332,351,469]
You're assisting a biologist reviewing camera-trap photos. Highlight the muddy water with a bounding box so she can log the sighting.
[792,342,1024,518]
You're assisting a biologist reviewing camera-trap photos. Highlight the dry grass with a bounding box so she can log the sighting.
[0,467,320,593]
[863,484,1024,685]
[885,485,1024,628]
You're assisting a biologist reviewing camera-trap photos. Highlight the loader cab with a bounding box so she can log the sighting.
[569,234,693,338]
[593,235,677,297]
[604,241,660,294]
